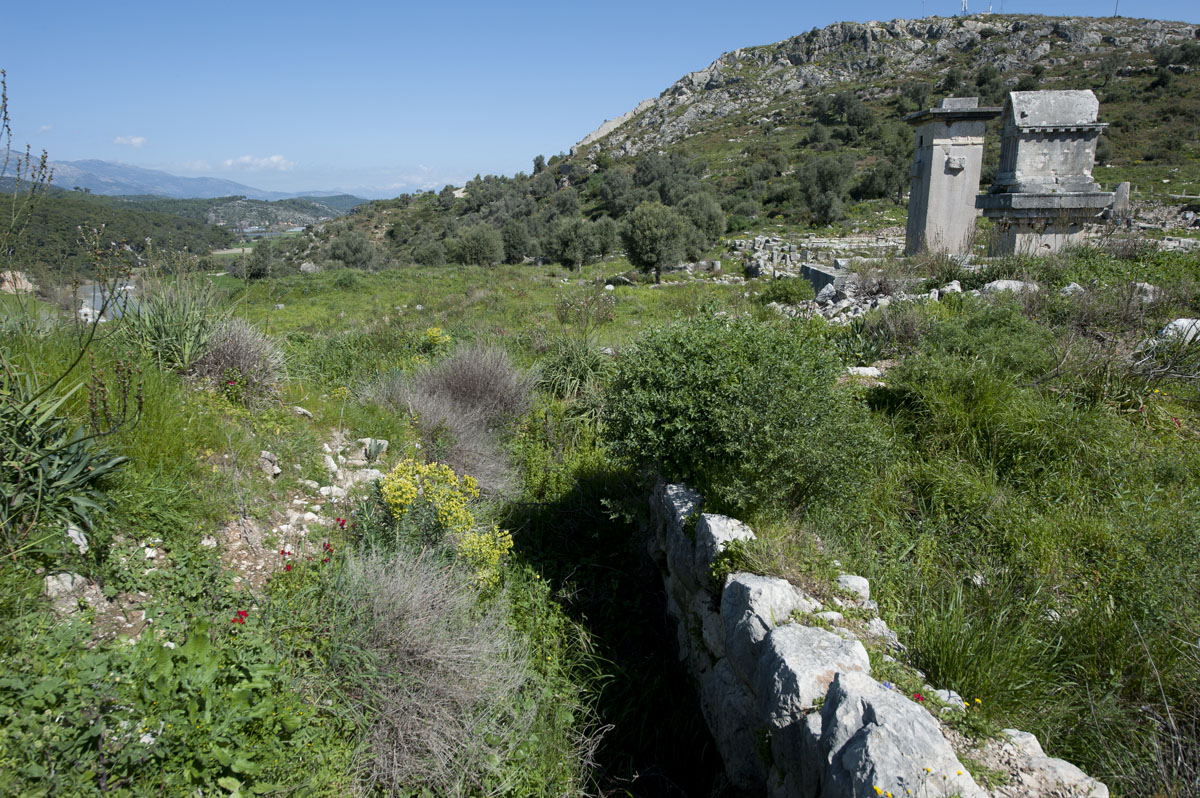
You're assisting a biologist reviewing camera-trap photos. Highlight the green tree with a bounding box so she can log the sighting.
[501,219,531,264]
[551,217,594,270]
[451,224,504,266]
[327,230,385,271]
[677,193,726,248]
[620,202,687,284]
[246,239,272,280]
[592,216,619,259]
[412,240,445,266]
[796,153,856,225]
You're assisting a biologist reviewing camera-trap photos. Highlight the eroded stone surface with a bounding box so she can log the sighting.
[756,625,870,728]
[723,573,820,682]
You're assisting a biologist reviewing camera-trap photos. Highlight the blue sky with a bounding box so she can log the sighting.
[4,0,1197,197]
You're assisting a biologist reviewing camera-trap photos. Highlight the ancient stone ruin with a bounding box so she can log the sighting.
[649,483,1111,798]
[904,97,1000,256]
[905,89,1125,257]
[977,90,1114,255]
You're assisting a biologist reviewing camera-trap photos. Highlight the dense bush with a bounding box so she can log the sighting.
[193,317,286,403]
[602,315,887,513]
[337,550,535,793]
[361,344,532,495]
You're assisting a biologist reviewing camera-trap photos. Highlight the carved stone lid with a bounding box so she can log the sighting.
[904,96,1001,126]
[1004,90,1106,131]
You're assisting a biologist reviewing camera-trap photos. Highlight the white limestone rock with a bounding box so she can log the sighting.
[722,573,820,683]
[983,279,1040,294]
[258,451,281,479]
[698,658,765,789]
[43,572,105,617]
[818,671,987,798]
[1160,318,1200,344]
[693,513,755,586]
[837,574,870,601]
[66,523,89,554]
[755,625,870,728]
[1001,729,1110,798]
[1132,281,1161,303]
[1060,281,1086,297]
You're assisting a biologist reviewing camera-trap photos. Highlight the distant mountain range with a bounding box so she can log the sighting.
[44,159,361,203]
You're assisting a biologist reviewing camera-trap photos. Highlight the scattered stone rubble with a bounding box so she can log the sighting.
[649,482,1109,798]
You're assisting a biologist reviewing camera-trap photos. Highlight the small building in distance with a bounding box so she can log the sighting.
[904,97,1000,256]
[976,90,1113,255]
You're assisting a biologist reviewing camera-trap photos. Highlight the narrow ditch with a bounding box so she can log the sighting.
[506,482,741,797]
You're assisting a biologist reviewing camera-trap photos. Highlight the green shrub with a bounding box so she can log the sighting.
[331,268,361,289]
[754,276,815,305]
[602,316,887,513]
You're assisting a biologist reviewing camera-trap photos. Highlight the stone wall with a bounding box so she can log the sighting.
[648,483,1109,798]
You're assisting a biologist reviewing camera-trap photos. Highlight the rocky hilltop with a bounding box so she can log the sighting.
[576,15,1199,159]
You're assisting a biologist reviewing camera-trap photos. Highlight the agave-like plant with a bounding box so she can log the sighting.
[0,356,127,561]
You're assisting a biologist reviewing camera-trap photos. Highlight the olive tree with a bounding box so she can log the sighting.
[620,202,687,283]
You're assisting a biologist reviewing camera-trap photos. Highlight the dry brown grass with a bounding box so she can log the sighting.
[193,317,286,398]
[338,550,536,796]
[359,344,533,494]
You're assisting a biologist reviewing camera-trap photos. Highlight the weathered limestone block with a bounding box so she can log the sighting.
[1161,318,1200,344]
[836,574,870,601]
[723,574,821,684]
[1002,729,1110,798]
[755,625,870,729]
[818,672,987,798]
[691,591,727,659]
[693,514,755,588]
[651,484,704,590]
[983,279,1040,294]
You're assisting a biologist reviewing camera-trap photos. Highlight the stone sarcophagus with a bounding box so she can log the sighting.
[904,97,1000,256]
[976,90,1113,255]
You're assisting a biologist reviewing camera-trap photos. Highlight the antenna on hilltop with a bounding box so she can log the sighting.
[961,0,968,16]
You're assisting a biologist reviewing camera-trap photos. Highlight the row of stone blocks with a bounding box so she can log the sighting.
[648,483,1109,798]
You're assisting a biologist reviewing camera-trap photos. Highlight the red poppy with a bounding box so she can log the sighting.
[913,693,924,702]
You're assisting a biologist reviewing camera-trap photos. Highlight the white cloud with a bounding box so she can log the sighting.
[222,154,295,171]
[38,124,52,133]
[114,135,147,148]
